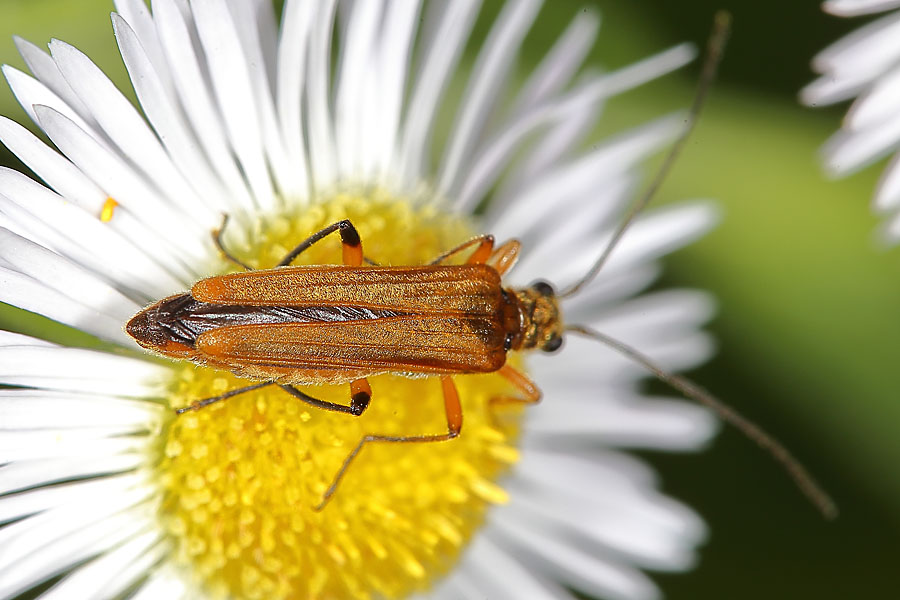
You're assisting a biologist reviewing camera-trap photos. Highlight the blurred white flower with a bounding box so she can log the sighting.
[803,0,900,239]
[0,1,717,599]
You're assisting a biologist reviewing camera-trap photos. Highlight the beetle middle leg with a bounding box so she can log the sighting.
[278,378,372,416]
[314,376,463,511]
[215,216,380,269]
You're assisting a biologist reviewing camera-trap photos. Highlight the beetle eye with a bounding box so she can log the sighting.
[542,334,563,353]
[532,280,555,297]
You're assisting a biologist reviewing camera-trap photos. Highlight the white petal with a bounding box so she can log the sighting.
[113,0,177,96]
[822,111,900,174]
[41,531,165,600]
[275,0,315,197]
[823,0,900,16]
[0,266,131,344]
[0,171,189,297]
[13,37,97,129]
[845,63,900,130]
[0,430,153,463]
[189,0,276,210]
[227,0,304,198]
[0,227,140,318]
[510,9,599,118]
[33,105,209,269]
[0,345,169,397]
[151,0,258,213]
[1,65,102,139]
[48,39,215,226]
[129,562,190,600]
[486,114,683,238]
[305,0,339,187]
[0,455,148,496]
[372,0,422,183]
[0,501,155,598]
[448,535,566,600]
[492,517,661,600]
[0,472,148,524]
[874,150,900,210]
[112,14,239,215]
[438,0,541,198]
[398,0,480,186]
[334,0,383,180]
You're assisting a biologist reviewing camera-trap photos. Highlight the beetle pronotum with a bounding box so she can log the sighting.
[126,13,836,517]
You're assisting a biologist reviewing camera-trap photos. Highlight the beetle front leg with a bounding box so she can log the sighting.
[314,376,463,511]
[487,364,542,428]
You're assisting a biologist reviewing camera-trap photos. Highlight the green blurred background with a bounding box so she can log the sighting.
[1,0,897,598]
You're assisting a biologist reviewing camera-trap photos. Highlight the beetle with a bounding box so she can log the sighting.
[125,13,836,517]
[127,218,550,508]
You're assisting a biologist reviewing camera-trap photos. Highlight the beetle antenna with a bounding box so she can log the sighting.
[566,324,838,520]
[561,11,731,299]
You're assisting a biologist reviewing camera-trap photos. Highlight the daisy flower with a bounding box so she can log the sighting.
[0,1,718,599]
[802,0,900,239]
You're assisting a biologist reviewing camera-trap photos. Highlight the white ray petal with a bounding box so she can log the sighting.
[0,485,155,568]
[114,0,176,96]
[372,0,421,183]
[0,503,155,598]
[188,0,277,211]
[0,267,131,344]
[516,202,717,291]
[492,516,661,600]
[822,111,900,174]
[13,37,97,129]
[305,0,338,188]
[227,0,304,198]
[500,483,702,571]
[0,330,54,347]
[0,345,169,397]
[874,150,900,211]
[1,65,102,140]
[398,0,480,186]
[824,0,900,17]
[112,14,238,216]
[0,455,148,496]
[335,0,383,180]
[129,562,190,600]
[486,114,683,237]
[510,9,599,118]
[0,390,163,431]
[275,0,315,197]
[33,105,209,269]
[151,0,257,213]
[41,532,165,600]
[0,115,105,213]
[527,390,716,449]
[451,535,566,600]
[845,63,900,131]
[0,228,139,318]
[0,177,188,297]
[0,472,148,524]
[49,39,215,226]
[813,10,900,72]
[0,430,153,462]
[438,0,542,199]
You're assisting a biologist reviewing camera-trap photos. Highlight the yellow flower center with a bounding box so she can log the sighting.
[156,193,524,599]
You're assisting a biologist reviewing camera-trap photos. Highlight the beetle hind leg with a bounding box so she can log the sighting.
[213,214,254,271]
[314,376,463,511]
